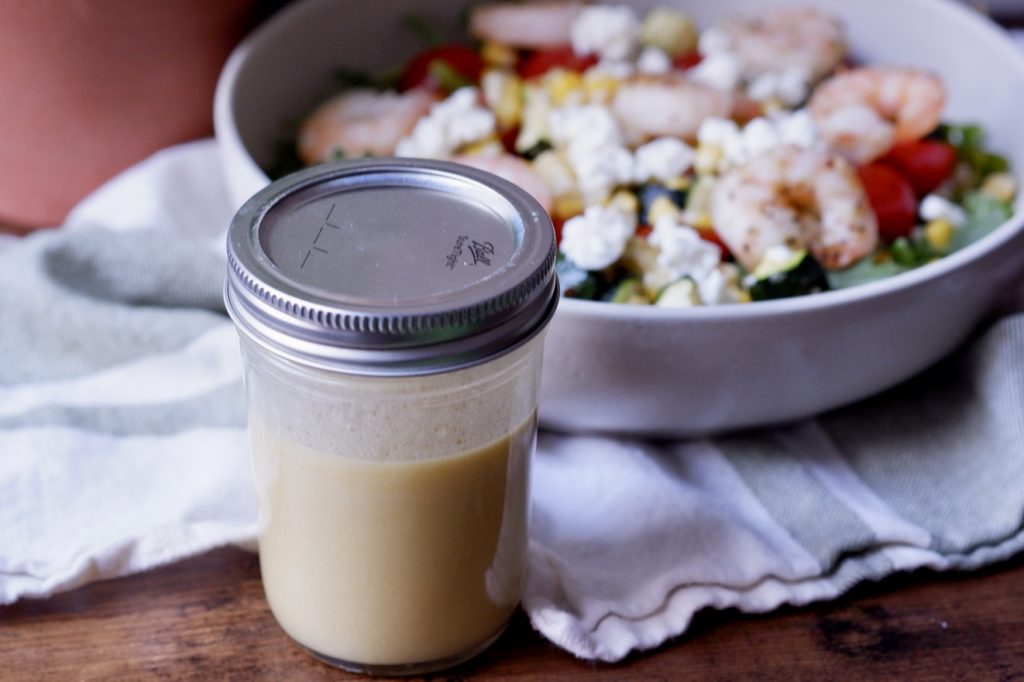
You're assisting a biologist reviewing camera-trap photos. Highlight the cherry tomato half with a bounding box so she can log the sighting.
[879,140,957,197]
[672,52,702,70]
[552,216,566,244]
[518,46,597,80]
[697,228,730,259]
[499,127,519,154]
[858,163,918,242]
[398,45,483,92]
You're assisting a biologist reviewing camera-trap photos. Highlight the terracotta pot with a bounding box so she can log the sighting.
[0,0,256,230]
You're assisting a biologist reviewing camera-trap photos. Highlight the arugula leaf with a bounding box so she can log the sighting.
[827,254,909,289]
[428,59,472,92]
[950,191,1014,251]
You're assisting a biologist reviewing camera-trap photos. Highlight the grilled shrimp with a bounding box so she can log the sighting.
[709,7,846,81]
[297,88,435,164]
[450,153,554,214]
[809,66,945,164]
[611,75,733,142]
[468,1,584,50]
[711,146,878,270]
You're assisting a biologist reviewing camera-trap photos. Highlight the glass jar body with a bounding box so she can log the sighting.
[239,333,546,675]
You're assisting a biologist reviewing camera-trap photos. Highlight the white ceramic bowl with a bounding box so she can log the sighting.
[215,0,1024,436]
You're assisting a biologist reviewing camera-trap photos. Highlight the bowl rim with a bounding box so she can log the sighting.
[216,0,1024,324]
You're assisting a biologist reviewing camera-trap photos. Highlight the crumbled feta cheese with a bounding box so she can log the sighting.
[689,51,742,91]
[649,214,721,282]
[739,118,780,159]
[920,194,966,226]
[697,263,744,305]
[571,5,640,62]
[396,87,495,159]
[696,112,819,174]
[634,137,695,184]
[549,104,634,204]
[777,66,812,105]
[697,26,731,56]
[746,66,812,106]
[571,145,635,205]
[774,109,819,149]
[549,103,622,148]
[696,117,744,170]
[560,205,637,270]
[697,117,741,148]
[636,46,672,75]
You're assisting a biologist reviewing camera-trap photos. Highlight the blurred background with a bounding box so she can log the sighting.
[0,0,1021,233]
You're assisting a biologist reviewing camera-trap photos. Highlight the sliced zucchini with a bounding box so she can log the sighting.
[608,278,650,305]
[655,278,701,308]
[748,248,830,301]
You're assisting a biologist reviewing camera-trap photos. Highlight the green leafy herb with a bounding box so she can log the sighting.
[830,191,1014,289]
[827,253,910,289]
[521,139,553,161]
[934,122,1011,196]
[428,59,472,92]
[950,191,1014,251]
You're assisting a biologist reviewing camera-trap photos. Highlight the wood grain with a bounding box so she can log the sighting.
[2,548,1021,681]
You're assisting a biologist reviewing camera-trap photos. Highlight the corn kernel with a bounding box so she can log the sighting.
[582,71,619,103]
[459,136,503,157]
[552,193,585,221]
[482,69,524,130]
[640,7,698,58]
[980,172,1017,203]
[664,176,692,192]
[608,189,639,215]
[760,97,786,115]
[621,236,659,278]
[694,145,723,176]
[687,211,713,230]
[481,41,517,68]
[646,195,681,225]
[642,268,674,299]
[531,150,576,198]
[544,69,583,106]
[924,219,953,252]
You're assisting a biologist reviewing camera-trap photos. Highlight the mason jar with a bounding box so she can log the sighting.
[224,159,557,675]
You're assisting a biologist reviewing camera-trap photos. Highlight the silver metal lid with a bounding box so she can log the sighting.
[225,158,558,375]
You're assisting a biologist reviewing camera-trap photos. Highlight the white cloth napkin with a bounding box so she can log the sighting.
[2,140,1023,665]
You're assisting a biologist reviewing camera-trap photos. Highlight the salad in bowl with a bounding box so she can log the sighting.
[273,1,1017,308]
[215,0,1024,435]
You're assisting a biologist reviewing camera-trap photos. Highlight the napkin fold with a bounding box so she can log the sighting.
[2,140,1022,663]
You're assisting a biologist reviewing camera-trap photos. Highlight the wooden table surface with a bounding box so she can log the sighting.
[2,546,1021,681]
